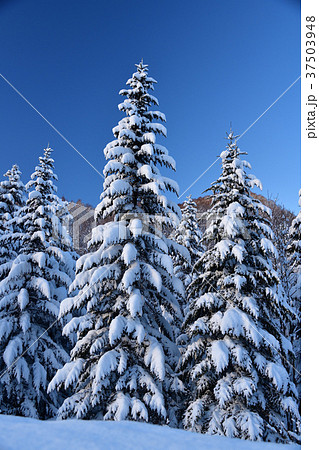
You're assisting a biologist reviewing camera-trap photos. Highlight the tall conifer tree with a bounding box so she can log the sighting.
[180,132,300,442]
[171,195,204,312]
[49,62,184,425]
[0,147,75,418]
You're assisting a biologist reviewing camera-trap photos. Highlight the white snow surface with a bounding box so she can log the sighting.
[0,415,300,450]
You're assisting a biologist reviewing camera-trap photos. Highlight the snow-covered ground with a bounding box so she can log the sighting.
[0,415,300,450]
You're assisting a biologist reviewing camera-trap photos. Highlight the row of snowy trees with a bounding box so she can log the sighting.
[0,62,301,443]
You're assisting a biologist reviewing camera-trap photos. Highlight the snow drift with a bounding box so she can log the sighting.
[0,415,300,450]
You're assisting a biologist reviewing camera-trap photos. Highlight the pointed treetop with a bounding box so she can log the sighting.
[225,128,240,143]
[4,164,22,183]
[135,60,148,73]
[41,146,54,164]
[44,144,52,153]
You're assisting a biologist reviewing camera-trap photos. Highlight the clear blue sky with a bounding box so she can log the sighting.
[0,0,300,212]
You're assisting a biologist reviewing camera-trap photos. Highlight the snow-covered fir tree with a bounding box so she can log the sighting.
[286,192,301,405]
[0,164,26,271]
[0,147,75,419]
[48,62,186,426]
[264,199,295,308]
[171,195,204,310]
[180,131,300,443]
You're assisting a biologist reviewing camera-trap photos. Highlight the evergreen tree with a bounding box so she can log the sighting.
[48,62,185,425]
[262,198,295,308]
[171,195,204,311]
[180,132,300,443]
[0,164,26,269]
[0,147,75,419]
[286,192,301,405]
